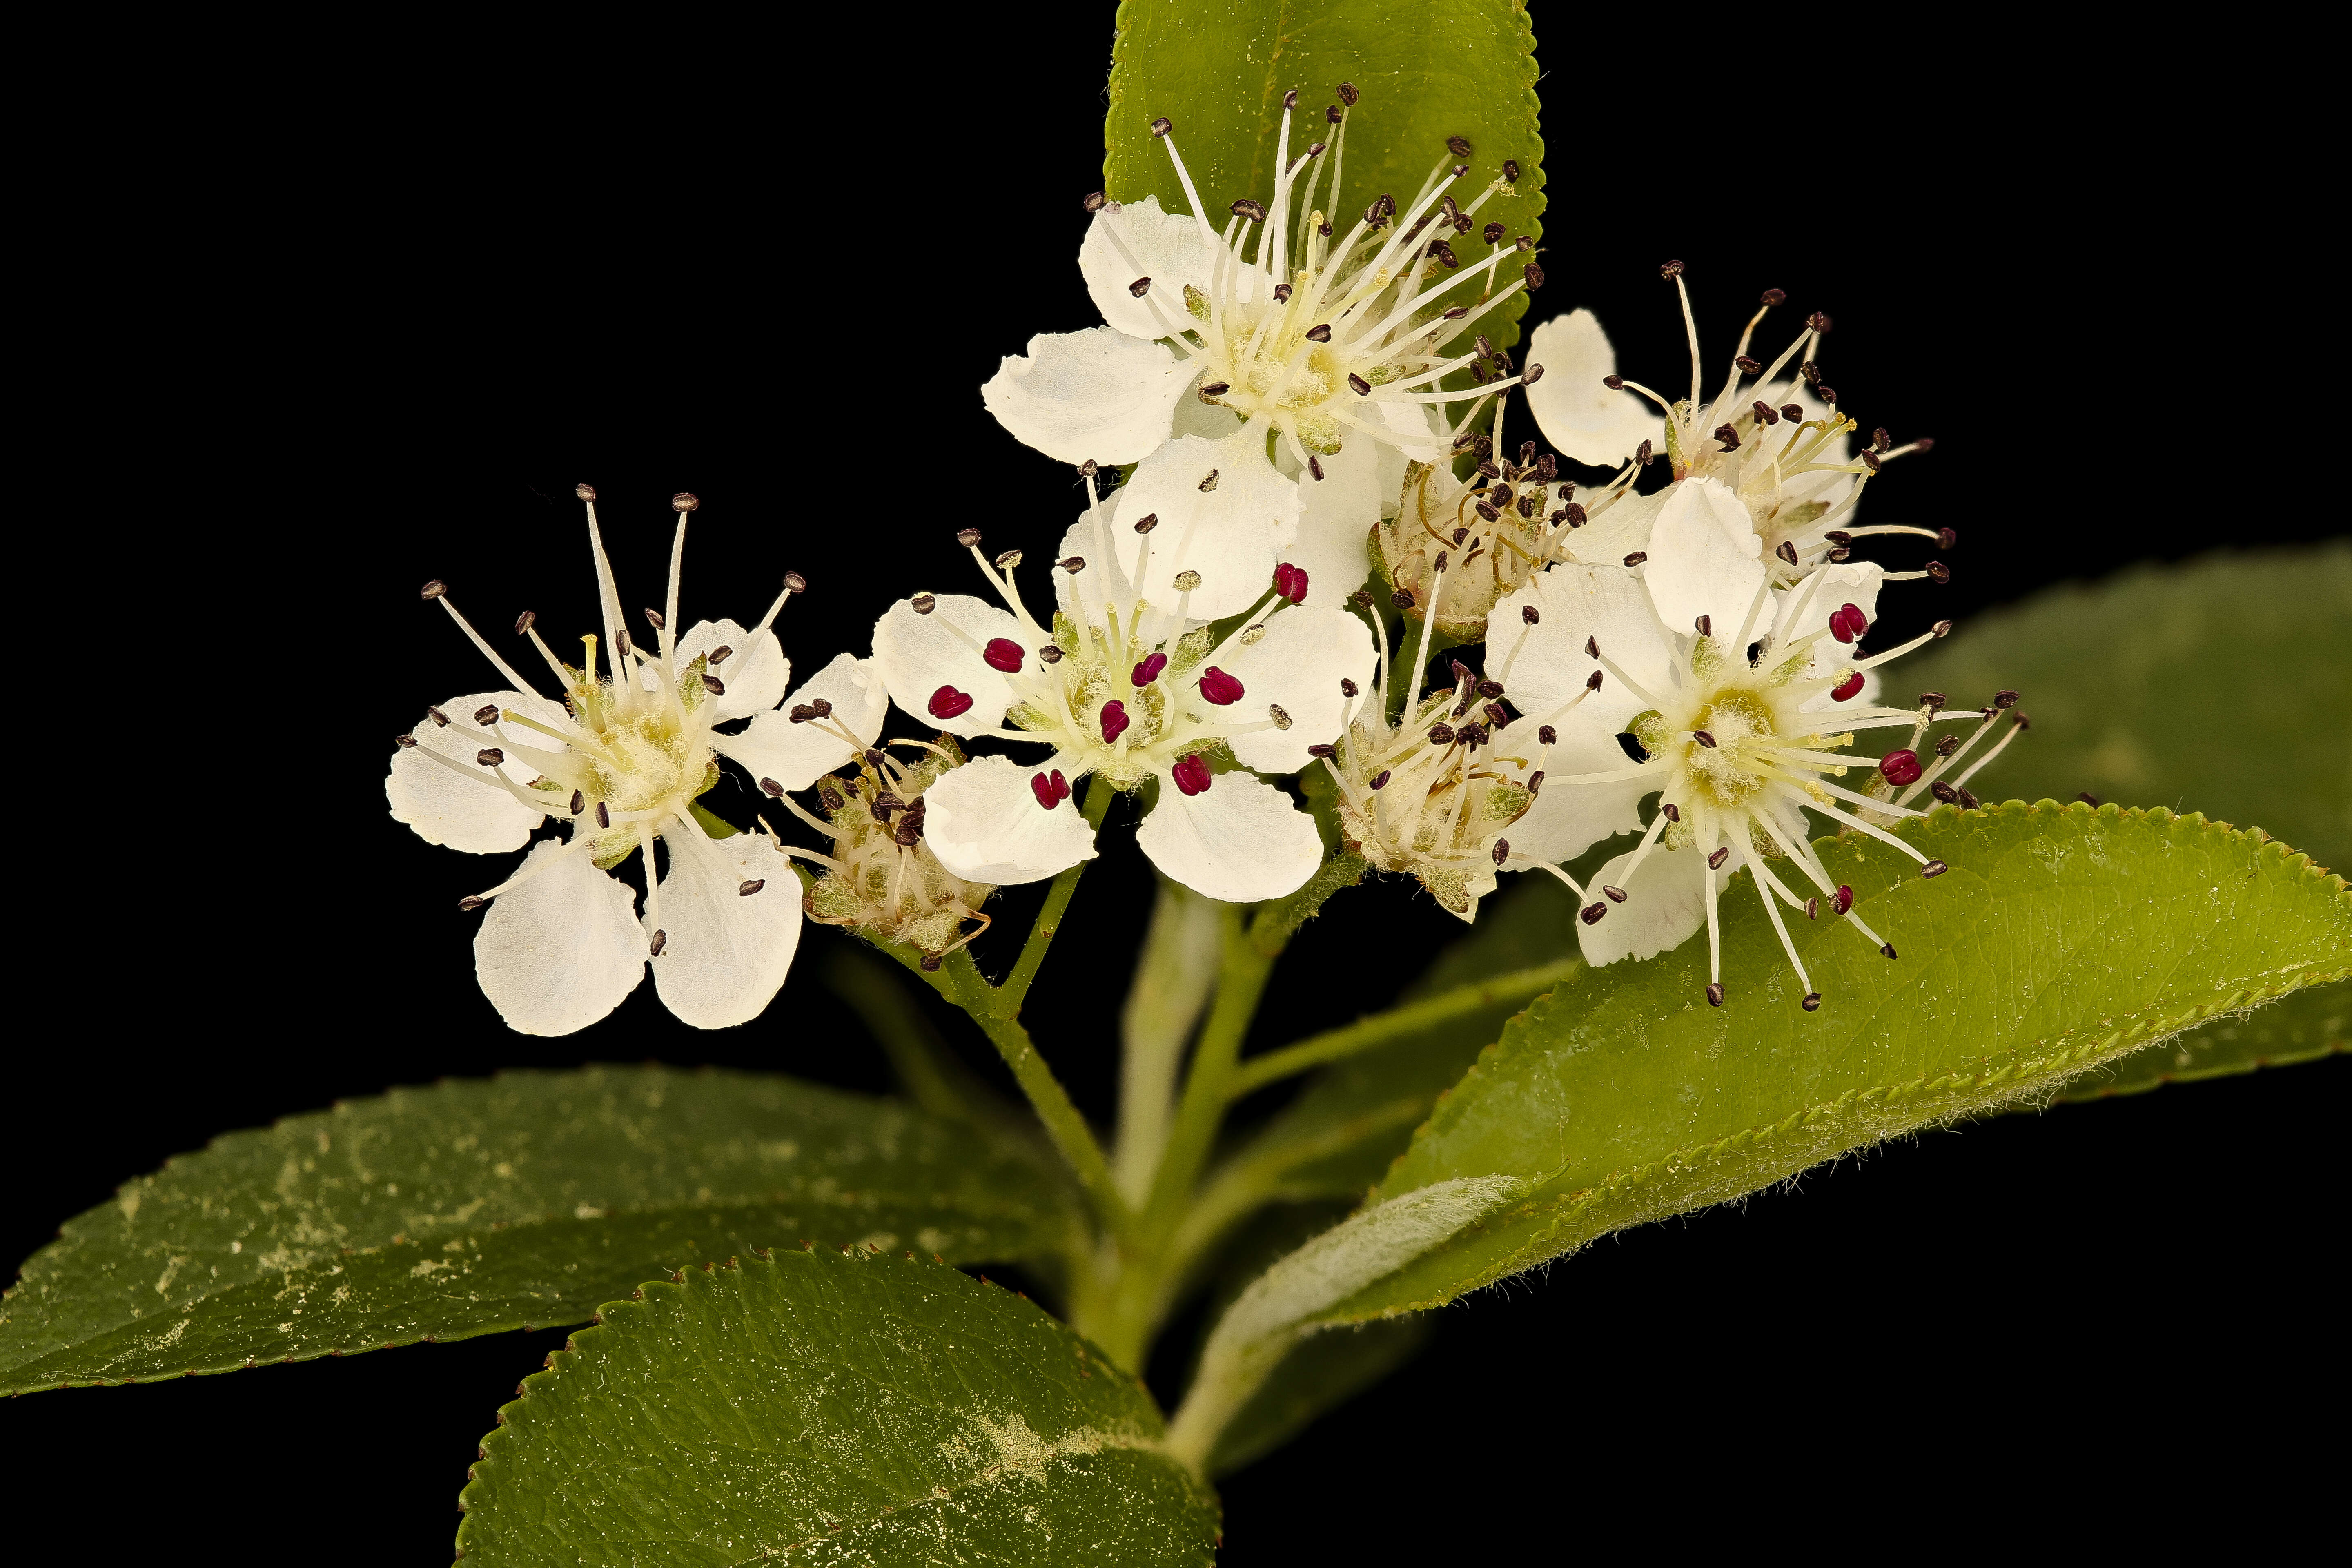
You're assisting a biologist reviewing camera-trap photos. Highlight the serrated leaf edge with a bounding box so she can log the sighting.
[1319,801,2352,1321]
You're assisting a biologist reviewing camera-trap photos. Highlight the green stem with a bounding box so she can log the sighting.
[1001,776,1114,1009]
[1223,957,1582,1100]
[873,940,1136,1248]
[1138,905,1279,1241]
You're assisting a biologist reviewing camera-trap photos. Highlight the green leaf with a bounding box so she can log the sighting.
[2057,978,2346,1100]
[1105,0,1546,353]
[1900,545,2352,871]
[1319,803,2352,1324]
[2,1067,1083,1394]
[454,1246,1220,1566]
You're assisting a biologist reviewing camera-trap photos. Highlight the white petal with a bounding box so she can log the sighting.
[1557,486,1665,568]
[1136,768,1321,902]
[1218,606,1376,773]
[1577,841,1711,969]
[1488,717,1648,865]
[980,328,1189,466]
[1278,433,1382,608]
[1523,309,1666,467]
[652,825,801,1029]
[1358,393,1452,463]
[714,653,891,793]
[1093,430,1301,621]
[871,595,1029,739]
[475,838,647,1036]
[1642,478,1771,643]
[1490,568,1665,732]
[386,690,568,854]
[670,619,787,722]
[923,754,1098,886]
[1078,195,1236,341]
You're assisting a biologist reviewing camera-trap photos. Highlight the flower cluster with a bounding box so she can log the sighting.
[388,88,2010,1033]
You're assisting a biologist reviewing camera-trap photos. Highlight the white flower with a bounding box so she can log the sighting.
[981,88,1547,610]
[386,487,840,1035]
[1489,478,1980,1009]
[1522,264,1947,584]
[869,479,1374,904]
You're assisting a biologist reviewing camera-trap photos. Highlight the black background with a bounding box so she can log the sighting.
[10,8,2342,1561]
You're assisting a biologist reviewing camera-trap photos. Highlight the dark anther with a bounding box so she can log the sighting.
[1736,356,1762,374]
[1957,786,1982,809]
[1636,439,1654,465]
[1522,363,1544,385]
[1133,512,1159,533]
[702,675,726,696]
[459,896,486,912]
[1926,560,1952,584]
[420,579,448,600]
[1615,732,1648,763]
[1782,404,1805,422]
[995,548,1024,568]
[1308,454,1325,481]
[1443,305,1468,320]
[1880,943,1898,960]
[1747,641,1766,665]
[476,748,503,767]
[1274,283,1293,302]
[1762,288,1787,306]
[1603,884,1627,903]
[1802,993,1822,1011]
[1150,116,1173,136]
[1307,142,1325,157]
[575,483,597,501]
[1476,678,1504,699]
[710,644,734,665]
[1931,780,1960,804]
[472,703,501,725]
[1447,134,1472,156]
[428,706,450,726]
[1039,644,1063,664]
[1694,615,1713,637]
[1585,670,1604,691]
[911,593,937,614]
[1707,847,1730,869]
[788,704,815,724]
[1561,502,1588,527]
[1349,372,1372,396]
[394,733,418,749]
[784,570,808,594]
[1816,385,1838,405]
[757,779,783,799]
[1308,743,1335,758]
[1623,551,1648,567]
[1483,703,1507,728]
[1129,276,1152,297]
[595,801,611,828]
[1581,902,1608,926]
[1083,190,1107,212]
[1862,451,1882,472]
[1936,734,1962,758]
[1391,587,1415,608]
[1370,769,1391,790]
[1603,374,1624,390]
[820,786,844,811]
[1198,381,1230,399]
[1693,729,1717,748]
[1995,689,2021,708]
[1802,361,1821,385]
[1920,860,1949,878]
[1230,198,1268,223]
[1713,424,1741,452]
[1327,103,1343,123]
[642,606,666,631]
[1663,804,1681,822]
[1198,469,1220,491]
[1918,691,1947,710]
[1753,401,1780,426]
[1341,677,1360,697]
[955,526,982,547]
[1807,311,1832,333]
[1283,88,1300,109]
[1706,982,1726,1007]
[513,610,536,634]
[1826,547,1853,563]
[1492,838,1510,866]
[1932,618,1955,637]
[2078,791,2102,806]
[1584,635,1600,658]
[1304,323,1332,342]
[1776,540,1800,566]
[1538,724,1557,745]
[671,492,699,512]
[1524,261,1545,289]
[1660,258,1686,279]
[1336,81,1359,105]
[739,878,766,897]
[809,698,833,719]
[1483,221,1506,245]
[1938,526,1958,550]
[1427,723,1457,746]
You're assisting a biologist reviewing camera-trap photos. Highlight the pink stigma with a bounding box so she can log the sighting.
[1833,884,1854,915]
[1879,748,1923,786]
[1170,754,1213,796]
[1029,771,1065,810]
[1132,652,1169,686]
[1273,563,1309,603]
[1831,603,1869,644]
[1831,671,1865,702]
[983,637,1025,673]
[1198,666,1245,705]
[928,686,974,720]
[1100,700,1131,744]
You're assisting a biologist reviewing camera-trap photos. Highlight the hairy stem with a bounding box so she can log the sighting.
[1224,957,1582,1098]
[1113,879,1224,1205]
